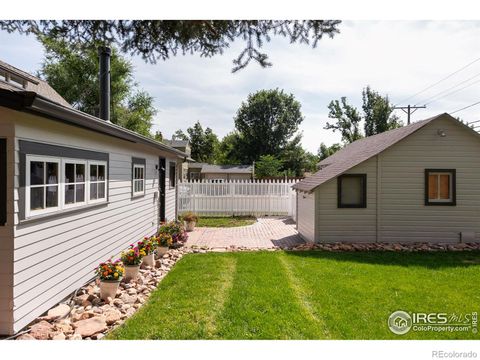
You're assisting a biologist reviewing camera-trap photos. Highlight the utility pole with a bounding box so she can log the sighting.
[393,105,426,125]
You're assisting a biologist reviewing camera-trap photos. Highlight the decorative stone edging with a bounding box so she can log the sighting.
[15,241,480,340]
[17,247,193,340]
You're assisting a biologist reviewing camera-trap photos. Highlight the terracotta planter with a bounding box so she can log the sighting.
[124,265,140,282]
[185,221,196,232]
[143,253,155,267]
[99,280,121,300]
[156,246,168,257]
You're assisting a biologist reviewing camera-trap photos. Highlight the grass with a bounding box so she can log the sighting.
[108,251,480,340]
[195,216,256,228]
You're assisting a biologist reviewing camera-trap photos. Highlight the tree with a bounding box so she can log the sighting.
[178,121,219,163]
[38,37,156,136]
[318,142,342,160]
[234,89,304,163]
[1,20,341,72]
[216,132,243,165]
[325,87,402,144]
[362,86,401,136]
[172,129,189,141]
[279,134,315,177]
[153,131,163,142]
[325,97,363,144]
[254,155,283,178]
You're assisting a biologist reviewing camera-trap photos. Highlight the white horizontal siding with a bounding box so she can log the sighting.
[296,191,315,242]
[9,109,178,333]
[379,117,480,243]
[315,157,377,243]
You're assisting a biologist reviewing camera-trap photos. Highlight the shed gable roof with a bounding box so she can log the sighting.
[293,113,467,192]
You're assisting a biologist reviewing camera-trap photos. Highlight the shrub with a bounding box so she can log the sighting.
[121,244,144,266]
[158,221,188,244]
[95,259,124,281]
[181,211,199,222]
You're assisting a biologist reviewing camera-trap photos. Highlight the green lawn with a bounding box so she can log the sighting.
[108,251,480,340]
[195,216,256,228]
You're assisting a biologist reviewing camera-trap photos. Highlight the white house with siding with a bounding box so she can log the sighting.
[0,60,187,335]
[293,113,480,244]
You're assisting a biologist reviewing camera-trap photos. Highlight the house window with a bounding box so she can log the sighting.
[425,169,456,206]
[89,162,107,202]
[169,162,176,187]
[64,160,86,206]
[25,155,107,218]
[133,164,146,196]
[337,174,367,208]
[26,156,60,216]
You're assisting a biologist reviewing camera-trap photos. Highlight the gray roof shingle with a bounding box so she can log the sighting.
[293,113,453,192]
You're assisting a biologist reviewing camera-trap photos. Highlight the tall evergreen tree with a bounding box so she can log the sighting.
[2,20,341,72]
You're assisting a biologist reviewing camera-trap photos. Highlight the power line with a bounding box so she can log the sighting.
[415,72,480,106]
[423,78,480,106]
[450,100,480,114]
[395,56,480,106]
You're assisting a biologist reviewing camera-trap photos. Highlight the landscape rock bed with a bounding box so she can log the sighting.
[17,248,192,340]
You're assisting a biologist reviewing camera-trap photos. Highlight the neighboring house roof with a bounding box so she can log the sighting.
[0,60,71,107]
[164,139,189,147]
[201,164,253,174]
[293,113,466,192]
[0,60,188,159]
[188,162,207,169]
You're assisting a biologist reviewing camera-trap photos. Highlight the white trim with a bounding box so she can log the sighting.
[132,163,146,196]
[62,158,87,209]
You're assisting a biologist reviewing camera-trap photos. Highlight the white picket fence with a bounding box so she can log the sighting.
[177,179,298,218]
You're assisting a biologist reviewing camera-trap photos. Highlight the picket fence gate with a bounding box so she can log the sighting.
[177,179,298,218]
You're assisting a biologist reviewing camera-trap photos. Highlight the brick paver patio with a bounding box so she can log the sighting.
[185,216,305,249]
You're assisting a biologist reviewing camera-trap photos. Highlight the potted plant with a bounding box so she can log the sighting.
[181,211,198,232]
[95,259,124,300]
[138,236,156,267]
[121,245,144,281]
[158,221,189,248]
[156,233,173,257]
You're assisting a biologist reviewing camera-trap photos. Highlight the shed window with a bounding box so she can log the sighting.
[337,174,367,208]
[425,169,456,206]
[169,162,176,187]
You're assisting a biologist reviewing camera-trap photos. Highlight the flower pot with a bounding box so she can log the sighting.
[156,246,168,257]
[185,221,196,232]
[142,253,155,267]
[124,265,140,282]
[99,280,121,300]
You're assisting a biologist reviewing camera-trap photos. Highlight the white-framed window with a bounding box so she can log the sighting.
[133,164,145,196]
[25,155,108,218]
[26,156,60,217]
[89,161,107,203]
[63,159,86,208]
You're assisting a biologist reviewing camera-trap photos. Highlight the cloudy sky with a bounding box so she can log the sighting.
[1,20,480,153]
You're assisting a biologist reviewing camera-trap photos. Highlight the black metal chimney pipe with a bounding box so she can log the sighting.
[98,46,111,121]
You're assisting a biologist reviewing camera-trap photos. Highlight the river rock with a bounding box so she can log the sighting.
[73,316,107,338]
